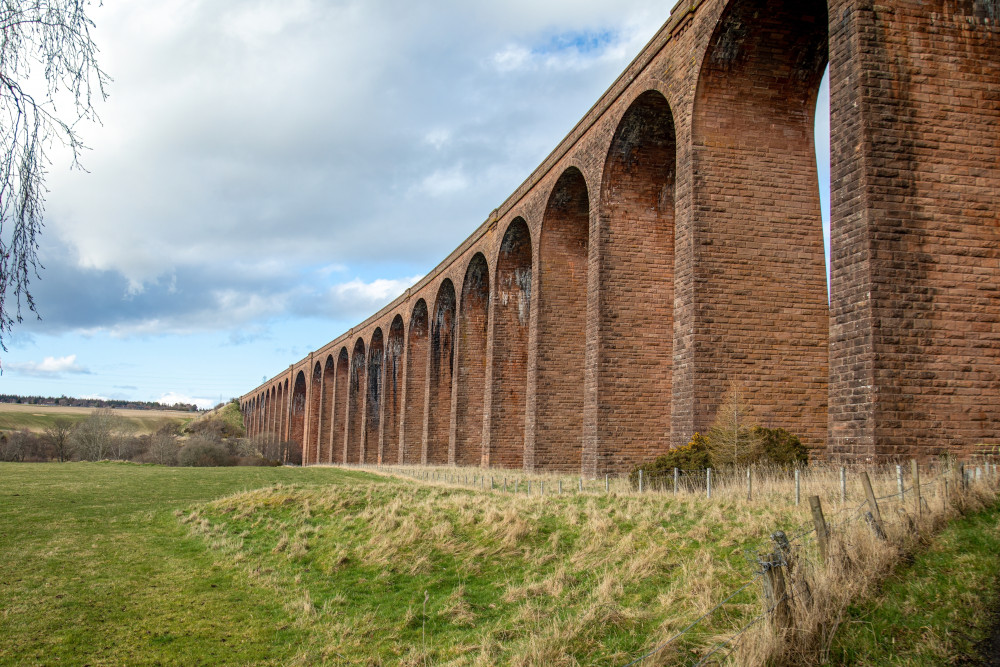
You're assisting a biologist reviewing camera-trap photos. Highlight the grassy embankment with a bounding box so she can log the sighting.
[829,504,1000,665]
[1,462,998,665]
[0,403,196,435]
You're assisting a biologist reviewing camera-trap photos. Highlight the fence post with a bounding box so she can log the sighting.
[809,495,829,563]
[772,530,812,608]
[747,467,752,501]
[794,468,801,506]
[896,464,904,502]
[840,467,847,504]
[673,467,679,496]
[861,471,886,539]
[559,480,562,495]
[540,481,544,496]
[760,550,793,632]
[943,478,949,509]
[605,474,609,493]
[911,459,921,517]
[707,468,712,499]
[639,469,644,494]
[579,477,583,493]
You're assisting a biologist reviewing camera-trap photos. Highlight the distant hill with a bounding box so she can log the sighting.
[0,394,202,412]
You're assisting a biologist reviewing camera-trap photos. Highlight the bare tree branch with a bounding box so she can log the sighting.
[0,0,109,362]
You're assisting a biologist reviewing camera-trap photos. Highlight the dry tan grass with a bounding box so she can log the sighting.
[184,460,999,665]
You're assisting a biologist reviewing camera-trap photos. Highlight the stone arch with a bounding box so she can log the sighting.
[383,315,405,464]
[261,392,267,439]
[455,253,489,467]
[289,371,306,465]
[267,387,276,443]
[597,90,676,472]
[427,279,456,465]
[537,167,589,471]
[490,217,532,469]
[319,355,335,462]
[252,394,259,438]
[332,347,350,463]
[403,299,428,463]
[365,328,384,464]
[691,0,829,450]
[347,339,366,463]
[276,381,286,445]
[308,361,322,464]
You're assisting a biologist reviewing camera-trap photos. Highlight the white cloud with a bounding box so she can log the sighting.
[493,44,532,72]
[325,275,424,312]
[8,355,90,377]
[416,167,470,198]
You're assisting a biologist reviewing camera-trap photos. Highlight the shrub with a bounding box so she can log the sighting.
[140,431,180,466]
[754,426,809,466]
[629,433,712,490]
[71,409,135,461]
[629,427,809,490]
[177,437,235,467]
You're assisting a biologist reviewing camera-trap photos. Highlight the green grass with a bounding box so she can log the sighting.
[828,501,1000,665]
[0,462,817,666]
[4,462,996,665]
[183,401,245,437]
[0,462,365,666]
[185,474,821,665]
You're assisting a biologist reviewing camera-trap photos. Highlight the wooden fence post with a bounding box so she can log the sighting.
[707,468,712,499]
[673,468,679,496]
[911,459,921,518]
[760,550,793,632]
[639,469,644,494]
[809,496,829,563]
[861,471,886,539]
[840,467,847,504]
[794,469,801,506]
[747,467,753,501]
[896,464,904,502]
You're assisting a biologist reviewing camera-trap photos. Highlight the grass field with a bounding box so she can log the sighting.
[0,403,196,435]
[0,462,997,666]
[828,504,1000,665]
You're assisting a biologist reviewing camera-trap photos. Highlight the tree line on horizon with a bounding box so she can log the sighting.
[0,394,202,412]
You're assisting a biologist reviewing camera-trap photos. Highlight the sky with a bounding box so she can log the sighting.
[2,0,830,410]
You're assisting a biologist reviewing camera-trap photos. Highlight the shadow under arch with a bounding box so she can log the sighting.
[365,328,384,464]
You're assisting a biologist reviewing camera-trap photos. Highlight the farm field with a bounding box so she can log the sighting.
[0,403,196,435]
[0,462,997,665]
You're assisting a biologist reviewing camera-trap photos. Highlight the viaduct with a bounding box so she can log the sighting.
[239,0,999,474]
